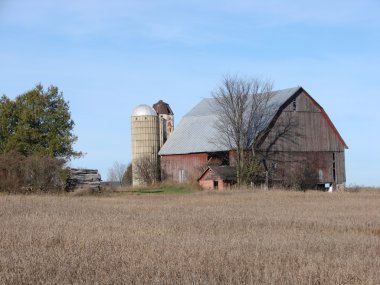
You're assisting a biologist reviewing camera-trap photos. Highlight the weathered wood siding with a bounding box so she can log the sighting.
[262,91,346,185]
[161,153,208,183]
[264,91,346,152]
[335,150,346,183]
[269,151,345,185]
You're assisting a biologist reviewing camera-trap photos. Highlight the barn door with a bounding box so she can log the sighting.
[178,170,186,183]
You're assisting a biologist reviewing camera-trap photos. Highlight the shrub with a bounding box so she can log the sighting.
[0,152,24,192]
[0,153,66,193]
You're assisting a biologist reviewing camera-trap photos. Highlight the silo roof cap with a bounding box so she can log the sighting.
[153,100,174,115]
[131,104,157,116]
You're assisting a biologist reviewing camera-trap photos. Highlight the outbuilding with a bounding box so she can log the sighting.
[198,166,236,190]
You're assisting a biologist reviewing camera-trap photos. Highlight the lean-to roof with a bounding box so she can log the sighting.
[198,166,237,181]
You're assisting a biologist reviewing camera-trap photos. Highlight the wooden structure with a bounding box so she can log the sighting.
[158,87,348,190]
[260,89,347,189]
[66,168,101,192]
[198,166,236,190]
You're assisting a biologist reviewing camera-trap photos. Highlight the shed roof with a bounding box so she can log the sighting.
[198,166,237,181]
[158,87,301,155]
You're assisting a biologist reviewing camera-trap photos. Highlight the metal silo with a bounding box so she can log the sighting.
[131,104,160,186]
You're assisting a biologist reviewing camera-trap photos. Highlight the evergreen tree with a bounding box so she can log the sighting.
[0,84,81,160]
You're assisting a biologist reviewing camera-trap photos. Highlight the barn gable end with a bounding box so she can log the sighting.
[260,89,347,152]
[259,89,347,187]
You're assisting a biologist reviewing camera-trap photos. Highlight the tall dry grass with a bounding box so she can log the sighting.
[0,190,379,284]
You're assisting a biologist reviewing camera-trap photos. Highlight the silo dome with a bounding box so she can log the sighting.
[131,104,157,117]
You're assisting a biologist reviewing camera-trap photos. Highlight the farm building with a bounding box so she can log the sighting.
[198,166,237,190]
[131,87,348,189]
[131,100,174,186]
[156,87,348,190]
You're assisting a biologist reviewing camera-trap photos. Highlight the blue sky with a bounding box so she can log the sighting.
[1,0,379,186]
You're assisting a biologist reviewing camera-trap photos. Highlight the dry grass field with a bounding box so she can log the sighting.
[0,189,379,284]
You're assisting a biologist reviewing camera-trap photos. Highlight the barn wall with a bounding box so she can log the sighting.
[269,151,346,185]
[285,91,319,113]
[199,180,214,190]
[264,91,346,152]
[335,151,346,184]
[161,153,208,183]
[199,179,228,190]
[260,91,347,185]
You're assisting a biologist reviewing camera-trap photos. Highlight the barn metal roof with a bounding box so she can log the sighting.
[158,87,301,155]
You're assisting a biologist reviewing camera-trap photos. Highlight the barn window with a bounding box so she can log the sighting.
[292,99,297,111]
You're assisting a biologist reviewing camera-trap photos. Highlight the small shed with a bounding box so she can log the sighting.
[198,166,236,190]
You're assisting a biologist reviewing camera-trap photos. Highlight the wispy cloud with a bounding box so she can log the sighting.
[2,0,379,45]
[212,0,380,27]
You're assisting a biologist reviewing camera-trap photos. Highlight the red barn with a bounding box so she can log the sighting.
[158,87,347,190]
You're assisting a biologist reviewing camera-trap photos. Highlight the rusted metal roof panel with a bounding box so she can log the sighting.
[153,100,174,115]
[158,87,301,155]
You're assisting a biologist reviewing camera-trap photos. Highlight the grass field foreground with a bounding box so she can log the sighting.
[0,190,379,284]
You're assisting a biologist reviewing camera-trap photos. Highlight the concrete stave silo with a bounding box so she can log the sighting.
[131,104,160,186]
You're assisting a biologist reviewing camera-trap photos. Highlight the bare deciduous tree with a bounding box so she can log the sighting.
[133,156,158,185]
[107,161,127,185]
[212,75,298,186]
[255,109,299,186]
